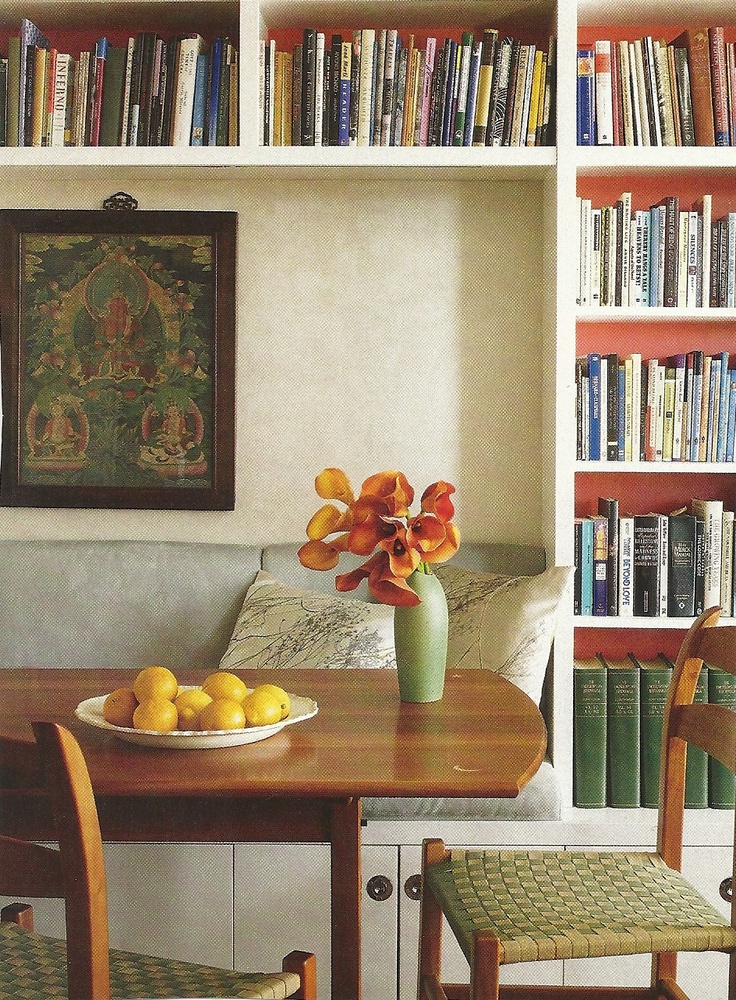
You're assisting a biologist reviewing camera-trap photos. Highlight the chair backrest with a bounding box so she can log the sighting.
[658,607,736,878]
[0,722,111,1000]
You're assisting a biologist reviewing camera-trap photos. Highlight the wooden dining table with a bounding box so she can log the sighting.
[0,665,547,1000]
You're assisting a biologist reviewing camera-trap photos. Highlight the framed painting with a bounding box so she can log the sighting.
[0,207,236,509]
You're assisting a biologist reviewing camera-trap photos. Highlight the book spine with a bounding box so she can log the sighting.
[636,655,672,807]
[594,39,613,145]
[338,41,351,146]
[592,514,608,616]
[676,28,715,145]
[667,513,696,616]
[708,667,736,807]
[709,26,730,145]
[573,658,607,807]
[618,515,634,617]
[633,514,661,617]
[598,495,619,614]
[472,28,497,146]
[606,657,641,807]
[577,48,595,144]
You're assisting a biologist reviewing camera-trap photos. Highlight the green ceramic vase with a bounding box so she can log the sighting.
[393,569,449,703]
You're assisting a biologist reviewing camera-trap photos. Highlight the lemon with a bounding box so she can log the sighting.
[243,687,283,727]
[252,683,290,720]
[132,697,179,732]
[103,687,138,728]
[133,665,178,703]
[202,671,249,704]
[198,697,246,731]
[174,688,213,730]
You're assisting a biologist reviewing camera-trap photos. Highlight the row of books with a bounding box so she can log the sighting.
[260,27,556,148]
[576,193,736,310]
[575,497,732,619]
[0,18,238,147]
[577,27,736,146]
[573,654,736,809]
[577,350,736,465]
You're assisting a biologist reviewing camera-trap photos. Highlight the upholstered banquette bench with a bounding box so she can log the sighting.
[0,539,569,821]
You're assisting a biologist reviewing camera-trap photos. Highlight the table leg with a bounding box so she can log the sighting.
[329,797,362,1000]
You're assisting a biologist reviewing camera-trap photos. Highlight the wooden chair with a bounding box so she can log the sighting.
[0,721,317,1000]
[417,606,736,1000]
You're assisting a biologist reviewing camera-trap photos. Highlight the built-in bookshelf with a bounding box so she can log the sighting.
[2,1,735,995]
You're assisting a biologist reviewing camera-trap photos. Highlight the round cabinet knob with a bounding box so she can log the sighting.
[720,877,733,903]
[404,874,422,900]
[366,875,393,901]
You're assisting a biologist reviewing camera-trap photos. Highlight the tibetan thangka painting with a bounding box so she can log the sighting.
[0,209,235,509]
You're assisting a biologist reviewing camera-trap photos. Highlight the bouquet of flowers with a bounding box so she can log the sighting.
[298,467,460,607]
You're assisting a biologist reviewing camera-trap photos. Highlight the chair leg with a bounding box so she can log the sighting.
[470,930,501,1000]
[282,950,317,1000]
[419,839,450,1000]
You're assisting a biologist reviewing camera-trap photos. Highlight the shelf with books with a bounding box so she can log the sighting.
[0,8,240,150]
[576,22,736,148]
[257,12,557,150]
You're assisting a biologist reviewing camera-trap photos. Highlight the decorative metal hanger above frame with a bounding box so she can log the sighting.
[0,197,236,510]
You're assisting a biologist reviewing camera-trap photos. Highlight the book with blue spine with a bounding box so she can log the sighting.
[207,37,223,146]
[338,40,352,145]
[190,51,209,145]
[577,48,595,144]
[588,351,602,461]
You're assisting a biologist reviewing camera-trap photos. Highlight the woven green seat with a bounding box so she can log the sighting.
[0,921,302,1000]
[426,848,736,966]
[417,610,736,999]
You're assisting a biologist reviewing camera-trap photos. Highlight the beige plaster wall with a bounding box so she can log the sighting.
[0,169,544,546]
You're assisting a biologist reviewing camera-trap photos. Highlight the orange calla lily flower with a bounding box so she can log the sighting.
[306,503,353,541]
[315,467,355,504]
[421,481,455,522]
[300,467,459,606]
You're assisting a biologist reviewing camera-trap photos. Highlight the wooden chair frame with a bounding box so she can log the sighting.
[418,607,736,1000]
[0,721,316,1000]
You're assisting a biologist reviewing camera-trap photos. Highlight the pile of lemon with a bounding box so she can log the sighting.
[102,666,290,733]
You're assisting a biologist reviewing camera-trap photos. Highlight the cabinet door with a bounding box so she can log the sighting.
[234,843,399,1000]
[398,844,563,1000]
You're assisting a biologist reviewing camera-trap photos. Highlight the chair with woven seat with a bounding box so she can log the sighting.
[0,721,317,1000]
[417,606,736,1000]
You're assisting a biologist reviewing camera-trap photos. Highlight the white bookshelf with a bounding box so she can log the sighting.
[1,2,734,996]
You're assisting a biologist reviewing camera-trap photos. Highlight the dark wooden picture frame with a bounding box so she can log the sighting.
[0,207,236,510]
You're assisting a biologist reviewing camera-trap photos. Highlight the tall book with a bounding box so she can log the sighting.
[598,495,619,615]
[633,653,672,808]
[472,28,498,145]
[573,657,607,807]
[301,28,317,145]
[667,512,696,617]
[171,34,204,146]
[591,514,608,616]
[605,655,640,807]
[618,513,634,617]
[356,27,375,146]
[671,28,715,145]
[576,48,595,145]
[18,18,50,147]
[633,513,662,617]
[708,666,736,808]
[692,497,724,610]
[594,39,613,145]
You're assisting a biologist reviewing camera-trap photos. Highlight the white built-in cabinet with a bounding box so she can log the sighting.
[2,0,736,998]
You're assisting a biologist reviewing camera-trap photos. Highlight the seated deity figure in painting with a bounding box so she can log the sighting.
[25,392,89,472]
[138,395,208,478]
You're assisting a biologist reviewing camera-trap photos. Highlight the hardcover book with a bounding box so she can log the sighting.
[671,28,715,145]
[605,655,640,807]
[667,512,696,617]
[573,657,607,807]
[633,513,661,617]
[633,653,672,807]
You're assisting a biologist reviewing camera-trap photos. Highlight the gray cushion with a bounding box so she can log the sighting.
[0,540,261,671]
